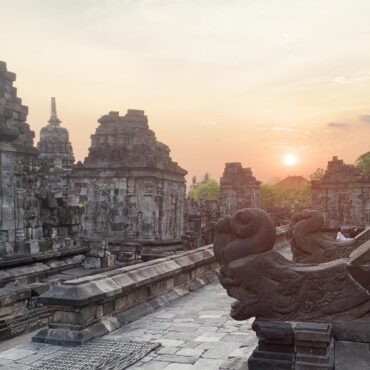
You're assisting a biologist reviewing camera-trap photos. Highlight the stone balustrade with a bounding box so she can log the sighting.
[32,245,218,346]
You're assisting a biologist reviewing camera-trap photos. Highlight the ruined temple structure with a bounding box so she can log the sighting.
[219,162,261,216]
[183,198,220,249]
[311,156,370,229]
[0,62,84,340]
[71,110,187,246]
[38,97,75,196]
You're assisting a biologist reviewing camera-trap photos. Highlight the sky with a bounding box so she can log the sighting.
[1,0,370,183]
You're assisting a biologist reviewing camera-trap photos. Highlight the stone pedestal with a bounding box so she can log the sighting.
[248,320,295,370]
[248,320,335,370]
[294,322,334,369]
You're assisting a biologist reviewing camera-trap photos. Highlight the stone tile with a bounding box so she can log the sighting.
[157,347,179,355]
[194,333,226,342]
[164,364,193,370]
[220,333,255,344]
[199,314,223,319]
[192,358,225,369]
[335,341,370,370]
[156,355,198,364]
[195,326,219,333]
[0,348,36,361]
[154,339,185,347]
[178,341,200,349]
[162,332,198,341]
[133,360,170,369]
[228,345,255,358]
[176,348,204,357]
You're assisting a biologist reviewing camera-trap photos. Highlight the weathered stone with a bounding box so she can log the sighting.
[311,156,370,229]
[214,208,370,322]
[219,162,261,217]
[290,209,357,263]
[70,109,187,244]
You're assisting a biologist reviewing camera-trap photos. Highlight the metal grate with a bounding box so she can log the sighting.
[32,338,160,370]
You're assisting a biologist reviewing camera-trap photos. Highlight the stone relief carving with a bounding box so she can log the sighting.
[214,208,370,323]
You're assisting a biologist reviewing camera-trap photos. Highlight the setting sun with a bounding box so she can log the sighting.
[283,153,298,166]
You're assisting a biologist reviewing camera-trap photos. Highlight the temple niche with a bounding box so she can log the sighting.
[311,156,370,229]
[71,110,187,243]
[219,162,261,216]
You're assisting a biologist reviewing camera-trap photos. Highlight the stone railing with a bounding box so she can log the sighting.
[33,245,218,346]
[32,226,291,346]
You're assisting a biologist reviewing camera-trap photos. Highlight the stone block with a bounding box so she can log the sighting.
[25,240,39,254]
[89,247,105,258]
[84,257,101,269]
[101,255,115,268]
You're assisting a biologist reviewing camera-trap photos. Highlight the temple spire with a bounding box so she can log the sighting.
[48,97,61,125]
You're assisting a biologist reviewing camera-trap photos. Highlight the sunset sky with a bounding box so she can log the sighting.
[1,0,369,183]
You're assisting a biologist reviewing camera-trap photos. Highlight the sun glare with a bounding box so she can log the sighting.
[283,153,298,166]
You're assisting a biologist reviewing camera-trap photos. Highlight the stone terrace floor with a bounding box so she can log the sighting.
[0,281,257,370]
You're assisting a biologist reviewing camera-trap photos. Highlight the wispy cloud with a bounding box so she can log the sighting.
[359,114,370,123]
[327,122,349,129]
[332,73,370,84]
[279,33,292,49]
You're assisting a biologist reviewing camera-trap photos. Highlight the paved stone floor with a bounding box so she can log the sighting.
[0,281,257,369]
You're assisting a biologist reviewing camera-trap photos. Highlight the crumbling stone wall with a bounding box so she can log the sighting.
[71,110,187,242]
[183,198,220,249]
[311,156,370,228]
[0,61,81,259]
[219,162,261,216]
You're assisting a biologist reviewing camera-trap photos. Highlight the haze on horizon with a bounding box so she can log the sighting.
[1,0,369,183]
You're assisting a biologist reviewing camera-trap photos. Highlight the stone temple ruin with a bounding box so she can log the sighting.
[312,156,370,229]
[219,162,261,216]
[71,110,187,245]
[1,60,370,369]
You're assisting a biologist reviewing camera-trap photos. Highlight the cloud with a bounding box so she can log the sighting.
[280,34,292,49]
[327,122,349,129]
[332,73,370,84]
[359,114,370,123]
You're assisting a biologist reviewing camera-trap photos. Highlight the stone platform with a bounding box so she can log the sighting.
[0,281,257,369]
[0,280,369,369]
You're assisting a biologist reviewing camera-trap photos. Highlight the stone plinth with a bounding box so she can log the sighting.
[248,320,335,370]
[219,162,261,217]
[33,245,218,346]
[311,156,370,229]
[248,320,295,370]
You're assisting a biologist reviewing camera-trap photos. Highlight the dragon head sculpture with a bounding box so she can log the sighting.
[214,208,370,322]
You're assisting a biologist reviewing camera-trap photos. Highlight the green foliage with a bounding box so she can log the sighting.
[261,180,311,211]
[355,151,370,173]
[309,168,325,181]
[188,177,219,201]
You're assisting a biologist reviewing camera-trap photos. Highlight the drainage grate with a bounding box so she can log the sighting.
[32,338,160,370]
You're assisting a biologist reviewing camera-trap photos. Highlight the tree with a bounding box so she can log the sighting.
[355,151,370,174]
[309,168,325,181]
[188,177,219,201]
[261,179,311,212]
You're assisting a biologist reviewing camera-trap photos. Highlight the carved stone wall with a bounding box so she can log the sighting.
[311,156,370,229]
[71,110,187,242]
[0,61,81,259]
[219,162,261,216]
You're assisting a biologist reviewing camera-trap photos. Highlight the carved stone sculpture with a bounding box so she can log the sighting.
[290,209,357,263]
[214,208,370,322]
